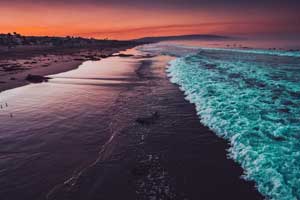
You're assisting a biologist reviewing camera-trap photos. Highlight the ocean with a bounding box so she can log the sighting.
[140,40,300,199]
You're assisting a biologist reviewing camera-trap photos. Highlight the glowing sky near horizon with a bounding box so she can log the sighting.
[0,0,299,39]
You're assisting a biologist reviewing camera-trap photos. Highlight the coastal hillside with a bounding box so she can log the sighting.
[0,32,135,49]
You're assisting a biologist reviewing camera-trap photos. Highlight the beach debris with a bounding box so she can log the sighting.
[136,111,160,125]
[26,74,51,83]
[114,53,134,57]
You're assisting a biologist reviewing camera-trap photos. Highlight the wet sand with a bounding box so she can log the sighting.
[0,44,136,92]
[46,51,263,200]
[0,50,142,200]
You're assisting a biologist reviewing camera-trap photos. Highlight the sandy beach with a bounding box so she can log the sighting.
[0,43,137,92]
[43,49,263,200]
[0,46,264,200]
[1,0,299,199]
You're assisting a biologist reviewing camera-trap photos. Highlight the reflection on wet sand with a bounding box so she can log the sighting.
[0,49,146,200]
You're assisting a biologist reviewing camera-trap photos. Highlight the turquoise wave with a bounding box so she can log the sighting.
[199,47,300,58]
[167,49,300,200]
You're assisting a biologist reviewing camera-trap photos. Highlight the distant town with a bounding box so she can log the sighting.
[0,32,122,48]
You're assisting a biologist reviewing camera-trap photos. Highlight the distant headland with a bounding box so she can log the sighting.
[134,34,232,43]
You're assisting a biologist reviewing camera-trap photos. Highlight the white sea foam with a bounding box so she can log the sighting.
[165,48,300,200]
[198,47,300,58]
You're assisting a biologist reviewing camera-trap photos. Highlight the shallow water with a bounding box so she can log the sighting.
[0,51,140,199]
[163,46,300,199]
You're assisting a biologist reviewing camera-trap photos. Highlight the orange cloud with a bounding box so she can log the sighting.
[0,2,299,39]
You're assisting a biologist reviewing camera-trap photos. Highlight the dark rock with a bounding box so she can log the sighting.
[100,55,109,58]
[136,111,160,125]
[115,53,134,57]
[74,58,86,61]
[26,74,51,83]
[90,57,100,61]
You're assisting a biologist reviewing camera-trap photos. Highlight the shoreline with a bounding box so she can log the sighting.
[0,46,263,199]
[47,50,263,200]
[0,44,137,92]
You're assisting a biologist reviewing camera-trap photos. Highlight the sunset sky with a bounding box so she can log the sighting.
[0,0,299,40]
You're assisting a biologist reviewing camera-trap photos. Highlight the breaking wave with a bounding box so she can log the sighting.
[167,48,300,200]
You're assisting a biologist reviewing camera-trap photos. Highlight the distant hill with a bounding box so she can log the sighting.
[0,32,136,48]
[134,34,232,43]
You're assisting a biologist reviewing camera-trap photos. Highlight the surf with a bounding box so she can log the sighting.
[167,48,300,200]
